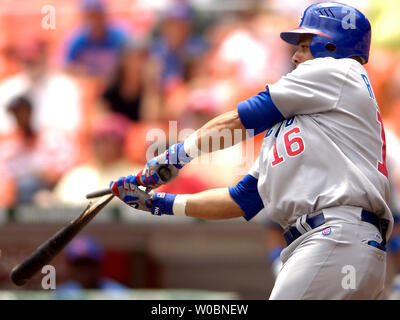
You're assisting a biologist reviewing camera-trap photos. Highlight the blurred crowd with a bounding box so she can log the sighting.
[0,0,296,209]
[0,0,400,297]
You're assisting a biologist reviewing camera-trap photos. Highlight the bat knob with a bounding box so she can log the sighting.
[159,166,172,181]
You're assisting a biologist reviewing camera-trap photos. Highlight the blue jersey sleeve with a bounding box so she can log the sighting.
[228,174,264,221]
[238,89,285,136]
[65,33,86,64]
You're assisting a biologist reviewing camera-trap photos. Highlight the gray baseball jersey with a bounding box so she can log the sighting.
[249,57,393,241]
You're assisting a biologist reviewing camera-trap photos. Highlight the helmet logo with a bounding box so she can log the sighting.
[341,7,356,30]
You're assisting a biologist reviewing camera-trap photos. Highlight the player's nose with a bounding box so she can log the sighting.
[292,48,306,67]
[291,52,300,67]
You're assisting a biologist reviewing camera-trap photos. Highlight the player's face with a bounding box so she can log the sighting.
[292,35,314,68]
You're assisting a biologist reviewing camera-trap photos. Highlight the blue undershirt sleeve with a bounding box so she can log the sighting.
[228,174,264,221]
[238,89,285,136]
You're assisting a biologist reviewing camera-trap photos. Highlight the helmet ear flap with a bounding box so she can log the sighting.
[309,35,339,59]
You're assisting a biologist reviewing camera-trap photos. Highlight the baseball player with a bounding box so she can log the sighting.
[110,2,393,299]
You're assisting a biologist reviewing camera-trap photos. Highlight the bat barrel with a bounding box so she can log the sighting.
[10,223,81,286]
[10,194,114,286]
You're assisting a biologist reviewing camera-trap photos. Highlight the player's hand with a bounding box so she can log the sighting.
[110,176,177,216]
[136,143,192,189]
[110,176,153,212]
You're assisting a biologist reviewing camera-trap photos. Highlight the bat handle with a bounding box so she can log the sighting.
[86,188,112,199]
[86,167,172,199]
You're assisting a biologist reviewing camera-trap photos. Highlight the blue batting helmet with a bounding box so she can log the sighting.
[280,2,371,64]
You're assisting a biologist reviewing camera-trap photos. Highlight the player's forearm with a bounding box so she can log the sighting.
[133,110,248,188]
[184,188,245,220]
[111,174,263,220]
[184,110,247,157]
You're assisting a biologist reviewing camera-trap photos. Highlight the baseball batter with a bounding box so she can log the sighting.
[110,2,394,299]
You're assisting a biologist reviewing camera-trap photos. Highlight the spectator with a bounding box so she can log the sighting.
[0,96,75,205]
[64,0,129,78]
[0,96,44,204]
[0,39,81,136]
[100,41,161,122]
[210,9,292,96]
[151,1,207,92]
[56,235,128,299]
[52,114,139,207]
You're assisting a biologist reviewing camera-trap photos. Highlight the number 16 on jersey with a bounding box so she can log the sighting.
[271,127,305,166]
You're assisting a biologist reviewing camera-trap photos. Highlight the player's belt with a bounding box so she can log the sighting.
[283,209,383,246]
[283,213,326,246]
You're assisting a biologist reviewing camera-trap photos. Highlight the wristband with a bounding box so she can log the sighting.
[173,194,188,216]
[151,193,188,216]
[169,143,193,169]
[151,193,176,216]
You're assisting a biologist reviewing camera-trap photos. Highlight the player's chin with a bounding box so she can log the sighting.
[294,60,305,68]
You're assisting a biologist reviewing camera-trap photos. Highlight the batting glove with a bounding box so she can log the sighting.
[136,142,193,189]
[110,175,178,216]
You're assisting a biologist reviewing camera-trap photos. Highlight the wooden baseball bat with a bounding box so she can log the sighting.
[85,166,172,199]
[10,194,114,287]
